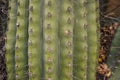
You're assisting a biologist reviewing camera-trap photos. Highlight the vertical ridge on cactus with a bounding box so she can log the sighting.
[28,0,42,80]
[87,0,98,80]
[59,0,74,80]
[5,0,100,80]
[73,0,88,80]
[43,0,59,80]
[5,0,17,80]
[15,0,29,79]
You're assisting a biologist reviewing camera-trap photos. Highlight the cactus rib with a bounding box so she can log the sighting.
[43,0,59,80]
[28,0,42,80]
[59,0,74,80]
[73,0,88,80]
[15,0,29,79]
[5,0,17,80]
[87,0,98,80]
[5,0,100,80]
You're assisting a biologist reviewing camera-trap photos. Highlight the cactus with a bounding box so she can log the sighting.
[87,0,99,80]
[15,0,29,79]
[28,0,42,80]
[107,24,120,79]
[109,64,120,80]
[43,0,58,80]
[6,0,99,80]
[6,0,17,80]
[73,0,88,80]
[59,0,74,80]
[107,24,120,68]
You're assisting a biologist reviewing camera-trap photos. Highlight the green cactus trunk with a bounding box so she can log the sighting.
[43,0,59,80]
[109,64,120,80]
[59,0,74,80]
[28,0,42,80]
[107,25,120,68]
[73,0,88,80]
[6,0,99,80]
[87,1,99,80]
[107,25,120,80]
[6,0,17,80]
[14,0,29,79]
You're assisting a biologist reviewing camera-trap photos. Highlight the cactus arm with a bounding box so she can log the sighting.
[5,0,17,80]
[108,28,120,80]
[43,0,59,80]
[109,64,120,80]
[107,26,120,69]
[15,0,29,79]
[59,0,74,80]
[73,1,88,80]
[28,0,42,80]
[107,26,120,80]
[87,0,98,80]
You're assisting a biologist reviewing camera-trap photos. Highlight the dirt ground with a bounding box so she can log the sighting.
[0,0,8,80]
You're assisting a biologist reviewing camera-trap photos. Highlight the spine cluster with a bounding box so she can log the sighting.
[28,0,42,80]
[73,0,88,80]
[15,0,29,79]
[59,0,74,80]
[87,1,98,80]
[6,0,99,80]
[43,0,58,80]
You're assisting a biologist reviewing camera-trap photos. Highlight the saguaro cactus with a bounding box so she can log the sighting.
[28,0,42,80]
[15,0,29,79]
[43,0,59,80]
[87,1,99,80]
[73,0,88,80]
[6,0,99,80]
[107,24,120,80]
[59,0,74,80]
[6,0,17,80]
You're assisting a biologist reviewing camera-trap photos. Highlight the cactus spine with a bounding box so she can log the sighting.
[28,0,42,80]
[6,0,99,80]
[6,0,17,80]
[73,0,88,80]
[59,0,74,80]
[43,0,59,80]
[15,0,29,79]
[87,0,98,80]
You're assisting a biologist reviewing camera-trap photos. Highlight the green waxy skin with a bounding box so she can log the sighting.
[5,0,100,80]
[6,0,17,80]
[43,0,59,80]
[28,0,42,80]
[107,26,120,69]
[108,27,120,80]
[73,1,88,80]
[59,0,74,80]
[107,26,120,80]
[15,0,29,79]
[109,66,120,80]
[87,0,98,80]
